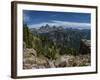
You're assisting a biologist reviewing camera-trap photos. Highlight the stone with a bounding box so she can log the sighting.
[24,48,37,57]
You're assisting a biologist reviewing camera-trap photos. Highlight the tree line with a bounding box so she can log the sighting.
[23,24,79,60]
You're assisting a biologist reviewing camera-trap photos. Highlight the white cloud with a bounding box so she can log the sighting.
[28,20,90,29]
[23,14,30,22]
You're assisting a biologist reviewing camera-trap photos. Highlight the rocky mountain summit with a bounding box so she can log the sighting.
[30,24,90,51]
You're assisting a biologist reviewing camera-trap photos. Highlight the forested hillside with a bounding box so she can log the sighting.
[23,24,91,69]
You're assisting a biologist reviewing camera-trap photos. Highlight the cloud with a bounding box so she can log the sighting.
[28,20,90,29]
[23,14,30,23]
[53,20,91,29]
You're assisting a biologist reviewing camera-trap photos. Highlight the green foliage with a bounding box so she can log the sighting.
[23,24,33,48]
[65,47,78,55]
[32,36,58,60]
[23,24,79,60]
[43,45,59,60]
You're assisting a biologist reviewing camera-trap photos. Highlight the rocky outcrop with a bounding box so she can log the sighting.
[23,40,91,69]
[23,48,91,69]
[23,48,37,56]
[23,48,51,69]
[79,39,91,54]
[54,55,90,67]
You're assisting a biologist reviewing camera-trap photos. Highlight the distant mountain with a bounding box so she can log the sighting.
[30,24,90,51]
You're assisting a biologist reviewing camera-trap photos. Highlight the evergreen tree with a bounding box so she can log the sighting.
[23,24,33,48]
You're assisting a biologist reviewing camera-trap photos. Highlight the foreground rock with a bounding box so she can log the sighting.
[23,48,91,69]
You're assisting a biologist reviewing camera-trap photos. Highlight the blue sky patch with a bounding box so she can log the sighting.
[23,10,91,29]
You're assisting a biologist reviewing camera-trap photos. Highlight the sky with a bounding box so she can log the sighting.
[23,10,91,29]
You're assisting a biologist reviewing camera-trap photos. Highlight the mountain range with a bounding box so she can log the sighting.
[30,24,90,51]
